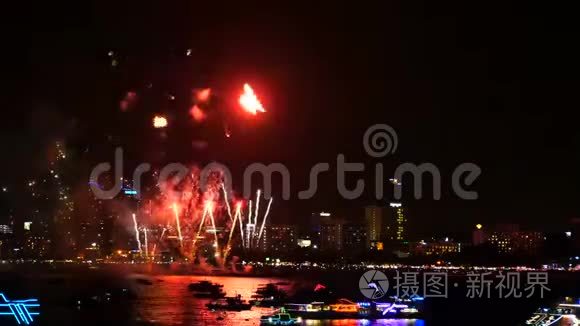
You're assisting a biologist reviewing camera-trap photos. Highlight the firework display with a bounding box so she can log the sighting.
[126,170,274,265]
[113,78,271,264]
[91,47,272,266]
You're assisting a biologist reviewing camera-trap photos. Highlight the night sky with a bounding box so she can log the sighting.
[1,2,579,238]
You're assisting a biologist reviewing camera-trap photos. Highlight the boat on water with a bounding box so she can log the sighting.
[524,298,580,325]
[260,308,302,325]
[188,281,226,299]
[193,290,226,299]
[188,280,224,292]
[283,296,423,320]
[250,283,288,307]
[206,295,253,311]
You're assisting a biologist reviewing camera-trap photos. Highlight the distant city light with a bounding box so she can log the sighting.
[24,222,32,231]
[389,202,402,208]
[319,212,331,217]
[297,239,312,248]
[565,231,572,237]
[0,225,12,234]
[124,189,138,195]
[389,178,402,186]
[476,224,483,230]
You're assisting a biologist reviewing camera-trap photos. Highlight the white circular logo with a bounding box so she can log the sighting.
[359,269,389,299]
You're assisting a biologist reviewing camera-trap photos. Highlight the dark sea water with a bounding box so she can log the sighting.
[131,275,424,326]
[1,265,579,325]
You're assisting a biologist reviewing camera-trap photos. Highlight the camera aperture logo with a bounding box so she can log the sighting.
[359,270,389,299]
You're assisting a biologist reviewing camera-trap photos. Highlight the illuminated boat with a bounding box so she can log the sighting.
[524,298,580,325]
[283,296,422,319]
[260,308,302,325]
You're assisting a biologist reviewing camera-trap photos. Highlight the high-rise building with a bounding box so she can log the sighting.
[472,224,487,246]
[260,224,296,253]
[306,212,328,250]
[365,205,383,248]
[475,224,544,255]
[389,202,407,242]
[489,231,543,255]
[320,222,343,251]
[246,224,257,249]
[343,224,367,253]
[410,239,462,256]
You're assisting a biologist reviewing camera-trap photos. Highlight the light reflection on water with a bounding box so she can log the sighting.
[132,275,424,326]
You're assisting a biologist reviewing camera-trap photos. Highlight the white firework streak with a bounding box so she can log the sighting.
[132,213,142,255]
[222,183,233,222]
[143,227,149,258]
[258,197,273,241]
[208,207,220,256]
[254,189,261,225]
[247,200,253,225]
[173,204,183,248]
[239,208,245,248]
[224,207,240,260]
[224,214,237,257]
[192,206,208,254]
[152,228,166,257]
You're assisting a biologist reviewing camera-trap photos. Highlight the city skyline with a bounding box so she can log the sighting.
[2,3,580,238]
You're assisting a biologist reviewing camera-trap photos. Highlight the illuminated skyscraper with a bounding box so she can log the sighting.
[245,223,256,249]
[343,224,367,253]
[390,202,407,242]
[320,222,343,251]
[386,178,407,243]
[260,224,297,253]
[365,205,383,248]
